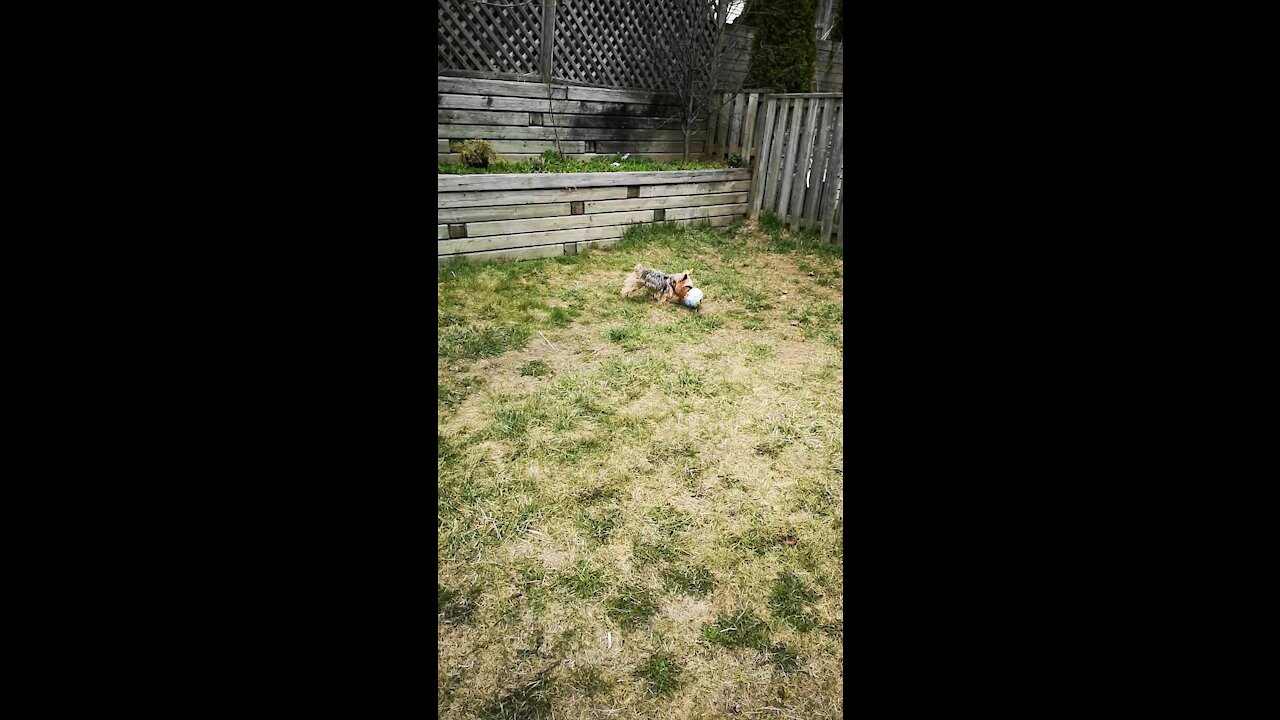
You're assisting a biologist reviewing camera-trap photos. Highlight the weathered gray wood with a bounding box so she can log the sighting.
[438,203,572,224]
[742,93,759,162]
[670,215,736,230]
[438,94,682,116]
[438,225,449,240]
[438,76,569,100]
[439,224,628,255]
[767,93,844,98]
[440,243,562,267]
[705,100,719,160]
[790,98,821,232]
[438,109,531,127]
[438,68,547,87]
[574,238,620,253]
[439,186,627,208]
[439,169,750,191]
[478,140,588,153]
[820,102,846,240]
[764,99,792,214]
[776,98,806,221]
[716,94,731,157]
[564,85,678,105]
[439,153,710,164]
[540,0,556,80]
[584,192,748,213]
[737,92,747,152]
[441,125,689,141]
[639,180,751,197]
[836,194,844,246]
[749,97,779,218]
[803,98,835,228]
[595,140,704,153]
[665,203,749,220]
[437,140,450,153]
[464,209,653,237]
[530,114,695,130]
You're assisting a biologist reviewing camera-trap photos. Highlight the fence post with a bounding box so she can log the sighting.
[540,0,556,81]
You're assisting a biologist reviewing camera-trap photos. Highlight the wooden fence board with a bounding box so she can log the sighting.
[438,225,449,239]
[742,93,759,163]
[437,77,570,100]
[665,203,749,220]
[776,98,806,220]
[437,140,450,153]
[803,98,836,227]
[439,224,629,255]
[439,169,749,191]
[790,98,821,232]
[595,140,704,153]
[439,243,562,267]
[439,153,711,164]
[441,125,690,141]
[464,209,654,237]
[438,93,682,116]
[639,180,751,197]
[440,186,628,208]
[820,102,846,240]
[749,98,779,217]
[438,109,531,126]
[583,192,748,213]
[437,203,573,224]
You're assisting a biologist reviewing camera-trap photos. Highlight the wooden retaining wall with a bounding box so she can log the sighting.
[439,76,708,164]
[438,169,752,266]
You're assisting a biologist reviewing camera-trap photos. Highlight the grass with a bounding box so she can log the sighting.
[438,219,842,718]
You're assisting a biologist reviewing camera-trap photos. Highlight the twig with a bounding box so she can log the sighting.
[539,331,555,349]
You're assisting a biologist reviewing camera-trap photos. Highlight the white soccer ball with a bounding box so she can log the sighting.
[683,287,704,308]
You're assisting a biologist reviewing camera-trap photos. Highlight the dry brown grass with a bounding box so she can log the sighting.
[439,220,842,719]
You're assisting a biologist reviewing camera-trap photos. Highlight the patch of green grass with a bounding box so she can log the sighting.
[745,343,775,366]
[764,642,802,675]
[519,359,551,377]
[561,559,612,599]
[635,652,684,697]
[568,665,611,696]
[633,538,686,568]
[439,582,482,623]
[702,608,772,651]
[439,324,532,360]
[732,524,785,555]
[660,564,714,596]
[439,374,485,408]
[547,306,577,327]
[479,672,554,720]
[607,585,659,629]
[768,571,819,632]
[606,323,647,349]
[793,477,838,516]
[577,503,622,544]
[649,505,694,537]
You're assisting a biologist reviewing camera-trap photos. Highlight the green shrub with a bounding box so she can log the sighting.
[739,0,818,93]
[459,139,498,168]
[727,152,743,168]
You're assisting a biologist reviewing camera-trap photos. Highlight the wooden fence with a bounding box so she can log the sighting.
[438,169,752,265]
[748,93,844,244]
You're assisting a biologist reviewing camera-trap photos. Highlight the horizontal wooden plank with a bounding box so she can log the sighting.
[439,243,563,267]
[584,192,749,213]
[438,76,569,100]
[464,209,654,237]
[439,224,628,255]
[441,125,691,141]
[564,85,678,105]
[670,215,737,230]
[438,93,682,117]
[438,225,449,239]
[437,140,450,153]
[639,181,752,197]
[595,141,704,153]
[767,93,845,99]
[437,203,572,224]
[471,140,588,153]
[665,203,749,220]
[439,169,750,191]
[576,238,620,253]
[438,153,717,164]
[438,109,533,126]
[439,186,628,208]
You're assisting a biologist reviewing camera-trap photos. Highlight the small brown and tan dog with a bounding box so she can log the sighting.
[620,264,692,304]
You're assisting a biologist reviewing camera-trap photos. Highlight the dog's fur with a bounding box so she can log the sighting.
[621,264,692,304]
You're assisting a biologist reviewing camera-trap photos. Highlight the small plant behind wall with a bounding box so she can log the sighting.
[459,139,498,168]
[727,152,743,168]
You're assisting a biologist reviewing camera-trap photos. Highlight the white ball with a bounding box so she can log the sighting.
[683,287,704,307]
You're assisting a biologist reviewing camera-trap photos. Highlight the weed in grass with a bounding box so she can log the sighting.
[635,651,683,697]
[547,307,576,327]
[568,665,611,696]
[702,608,772,651]
[439,582,482,623]
[479,672,554,720]
[519,359,551,377]
[765,643,802,675]
[561,559,611,599]
[439,324,532,360]
[660,564,714,596]
[768,571,819,632]
[607,585,658,629]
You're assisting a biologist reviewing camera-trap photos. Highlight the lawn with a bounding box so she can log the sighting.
[438,216,844,719]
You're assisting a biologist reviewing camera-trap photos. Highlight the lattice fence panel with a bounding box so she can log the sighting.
[553,0,720,90]
[438,0,542,77]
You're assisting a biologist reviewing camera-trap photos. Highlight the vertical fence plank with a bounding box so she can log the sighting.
[820,102,845,240]
[776,98,805,222]
[748,97,777,218]
[803,98,835,229]
[836,193,844,246]
[717,94,731,159]
[540,0,556,80]
[705,99,719,160]
[730,92,745,155]
[762,99,790,215]
[790,98,821,232]
[742,93,758,163]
